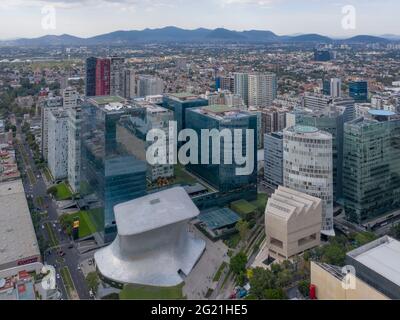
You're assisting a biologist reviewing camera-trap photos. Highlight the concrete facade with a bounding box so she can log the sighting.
[264,186,322,261]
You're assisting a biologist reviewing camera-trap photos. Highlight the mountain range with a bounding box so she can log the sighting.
[0,27,397,46]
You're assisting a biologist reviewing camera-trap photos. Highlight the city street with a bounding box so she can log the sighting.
[15,121,90,300]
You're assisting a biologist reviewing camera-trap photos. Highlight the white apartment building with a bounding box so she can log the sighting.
[248,72,277,108]
[40,95,63,160]
[63,87,78,108]
[330,78,342,98]
[283,125,334,236]
[48,110,69,180]
[123,68,136,99]
[233,72,249,106]
[67,106,81,193]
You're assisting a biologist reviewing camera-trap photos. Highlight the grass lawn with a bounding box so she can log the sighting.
[120,283,185,300]
[60,211,99,238]
[213,261,228,282]
[230,199,257,218]
[44,222,59,247]
[52,182,73,201]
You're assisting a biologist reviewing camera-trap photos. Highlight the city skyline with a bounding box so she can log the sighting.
[0,0,399,39]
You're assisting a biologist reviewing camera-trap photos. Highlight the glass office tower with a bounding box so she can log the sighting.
[349,81,368,103]
[85,57,97,97]
[80,96,147,242]
[163,93,208,132]
[185,105,257,201]
[343,117,400,223]
[293,108,344,202]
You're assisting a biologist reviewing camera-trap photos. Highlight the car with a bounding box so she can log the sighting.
[68,244,74,249]
[53,223,56,228]
[58,251,66,257]
[37,175,40,179]
[56,274,60,279]
[41,225,45,230]
[77,265,81,271]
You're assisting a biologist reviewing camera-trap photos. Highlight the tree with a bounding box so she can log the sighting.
[230,251,247,276]
[249,267,276,299]
[322,243,346,266]
[264,288,286,300]
[236,219,249,240]
[298,280,310,298]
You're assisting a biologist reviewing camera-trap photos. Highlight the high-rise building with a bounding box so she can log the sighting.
[80,96,147,242]
[303,94,331,112]
[123,69,136,99]
[130,100,175,182]
[349,81,368,103]
[290,107,347,202]
[205,90,245,109]
[343,114,400,223]
[186,105,257,202]
[264,132,283,191]
[163,92,208,132]
[110,57,125,97]
[260,107,287,135]
[322,79,331,96]
[330,78,342,98]
[233,73,249,106]
[314,49,332,62]
[95,58,111,96]
[41,95,63,160]
[283,125,334,236]
[67,104,82,193]
[85,57,97,97]
[215,76,234,92]
[248,72,277,108]
[48,110,69,180]
[63,86,78,108]
[136,75,164,97]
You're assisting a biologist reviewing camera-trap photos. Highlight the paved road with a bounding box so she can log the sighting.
[15,122,90,300]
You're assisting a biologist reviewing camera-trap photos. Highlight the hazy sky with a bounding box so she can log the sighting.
[0,0,398,39]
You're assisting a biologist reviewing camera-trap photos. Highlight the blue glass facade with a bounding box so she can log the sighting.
[163,94,208,132]
[349,81,368,102]
[343,118,400,223]
[264,132,283,190]
[185,107,258,202]
[85,57,97,97]
[80,99,147,242]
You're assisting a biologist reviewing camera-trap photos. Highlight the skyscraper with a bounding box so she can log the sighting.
[343,113,400,223]
[264,132,283,191]
[48,110,69,180]
[80,96,147,242]
[110,57,125,97]
[283,125,334,236]
[95,58,111,96]
[163,92,208,132]
[136,75,164,97]
[186,105,258,201]
[234,73,249,106]
[248,72,277,108]
[68,104,82,193]
[123,69,136,99]
[85,57,97,97]
[349,81,368,102]
[330,78,342,98]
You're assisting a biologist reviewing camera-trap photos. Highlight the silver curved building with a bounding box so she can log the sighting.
[94,187,206,287]
[283,125,334,236]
